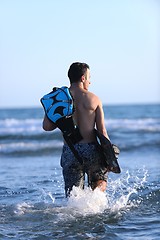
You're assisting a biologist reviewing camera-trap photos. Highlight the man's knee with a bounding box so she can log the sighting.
[91,180,107,192]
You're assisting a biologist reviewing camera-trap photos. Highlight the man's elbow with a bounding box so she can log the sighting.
[42,123,50,131]
[43,124,50,131]
[42,121,56,131]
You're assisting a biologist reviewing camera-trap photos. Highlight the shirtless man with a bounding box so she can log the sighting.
[43,62,110,197]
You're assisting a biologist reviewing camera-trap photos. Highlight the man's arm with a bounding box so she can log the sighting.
[95,98,110,140]
[42,115,57,131]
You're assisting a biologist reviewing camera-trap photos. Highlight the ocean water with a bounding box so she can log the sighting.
[0,104,159,240]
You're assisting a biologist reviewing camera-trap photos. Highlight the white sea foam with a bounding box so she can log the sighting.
[0,117,159,136]
[14,202,34,215]
[106,118,160,132]
[0,118,42,134]
[0,140,63,153]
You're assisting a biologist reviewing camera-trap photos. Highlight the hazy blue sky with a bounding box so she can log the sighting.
[0,0,159,108]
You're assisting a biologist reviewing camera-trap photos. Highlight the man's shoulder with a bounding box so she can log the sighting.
[87,91,100,102]
[84,91,102,110]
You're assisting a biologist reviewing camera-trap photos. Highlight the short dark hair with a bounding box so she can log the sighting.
[68,62,90,83]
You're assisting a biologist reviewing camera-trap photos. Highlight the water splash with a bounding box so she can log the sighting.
[48,192,55,203]
[67,187,108,215]
[67,168,148,216]
[13,168,148,218]
[39,188,56,204]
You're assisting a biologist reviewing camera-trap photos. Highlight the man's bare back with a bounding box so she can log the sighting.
[69,68,109,143]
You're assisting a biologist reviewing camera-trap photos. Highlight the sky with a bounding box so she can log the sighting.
[0,0,159,108]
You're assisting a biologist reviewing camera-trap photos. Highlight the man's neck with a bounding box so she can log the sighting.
[70,82,83,90]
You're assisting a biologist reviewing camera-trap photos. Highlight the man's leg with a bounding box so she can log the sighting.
[62,165,84,197]
[91,180,107,192]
